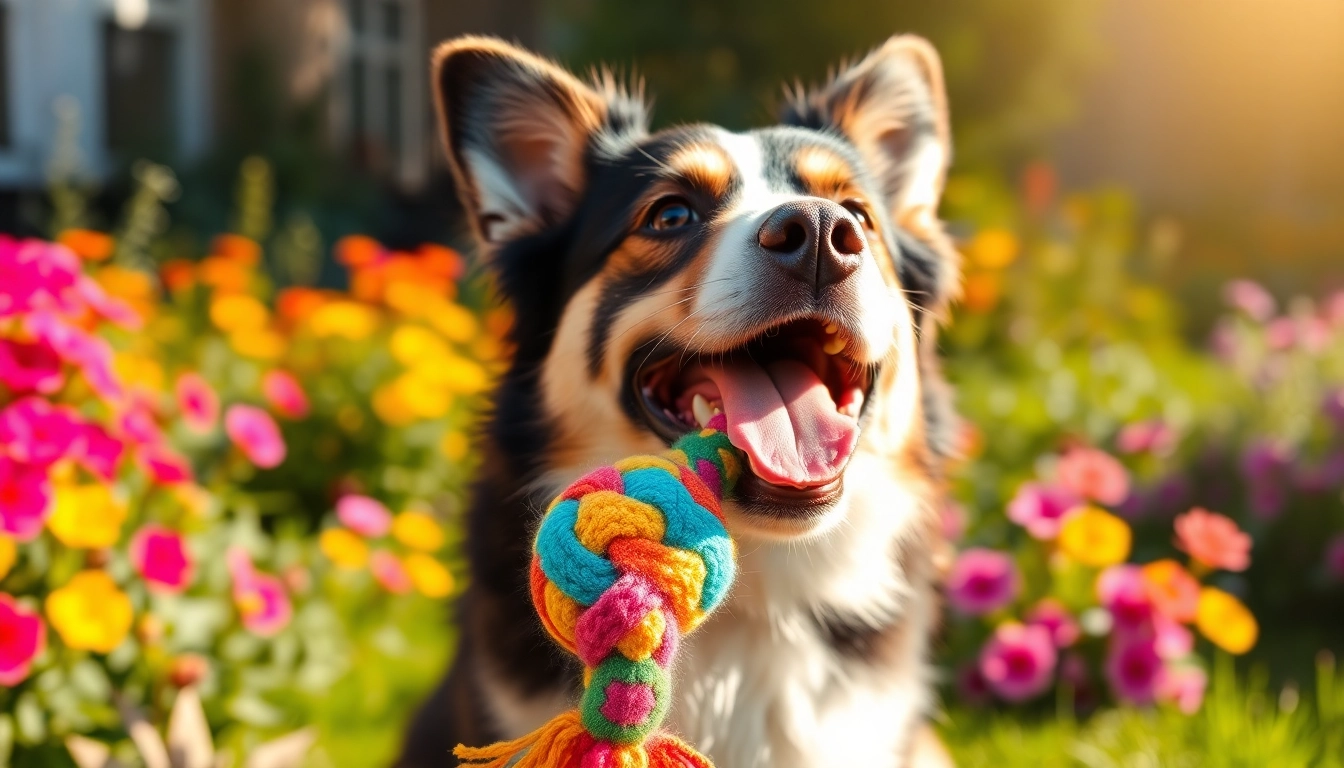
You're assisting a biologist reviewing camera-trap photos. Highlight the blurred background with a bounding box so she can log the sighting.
[0,1,1342,766]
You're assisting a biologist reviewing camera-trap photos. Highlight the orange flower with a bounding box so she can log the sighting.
[1174,508,1250,572]
[212,234,262,266]
[1141,559,1200,623]
[966,228,1020,270]
[59,229,115,261]
[961,272,1001,313]
[335,235,386,268]
[276,287,328,323]
[418,243,465,280]
[198,255,251,293]
[160,259,197,292]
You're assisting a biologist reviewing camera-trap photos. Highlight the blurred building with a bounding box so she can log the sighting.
[0,0,537,192]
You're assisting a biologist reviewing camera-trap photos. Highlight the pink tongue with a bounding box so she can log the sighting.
[704,358,859,488]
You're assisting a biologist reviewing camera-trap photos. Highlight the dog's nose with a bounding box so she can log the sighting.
[757,199,867,289]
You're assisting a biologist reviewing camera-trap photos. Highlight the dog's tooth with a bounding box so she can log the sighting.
[823,336,846,355]
[824,322,838,334]
[692,393,714,427]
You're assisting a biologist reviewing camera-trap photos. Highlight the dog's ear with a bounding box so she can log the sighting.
[782,36,951,235]
[432,37,640,248]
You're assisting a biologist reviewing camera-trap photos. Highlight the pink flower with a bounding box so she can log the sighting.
[130,525,194,593]
[120,403,164,448]
[979,623,1057,702]
[1265,317,1297,350]
[0,338,64,395]
[139,448,194,485]
[74,423,124,481]
[1324,389,1344,430]
[226,548,292,637]
[1327,291,1344,328]
[1027,599,1080,648]
[0,594,45,685]
[74,276,141,329]
[0,457,50,541]
[1324,535,1344,582]
[224,405,286,469]
[1174,508,1251,572]
[1056,448,1129,506]
[946,548,1019,615]
[1158,665,1207,714]
[1223,280,1275,321]
[0,397,82,467]
[23,312,124,403]
[1007,482,1081,539]
[1153,615,1194,660]
[262,371,310,419]
[1097,565,1154,634]
[175,373,219,433]
[370,550,412,594]
[0,238,81,318]
[1116,420,1176,456]
[337,495,392,538]
[1105,636,1164,705]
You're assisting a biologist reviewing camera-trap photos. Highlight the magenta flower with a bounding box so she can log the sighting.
[1027,599,1080,648]
[1324,535,1344,582]
[74,275,141,329]
[370,550,412,594]
[0,594,45,686]
[262,370,310,419]
[1223,279,1275,321]
[175,373,220,433]
[0,237,80,318]
[227,548,292,637]
[1324,389,1344,430]
[120,404,164,448]
[1106,636,1164,705]
[0,338,64,395]
[1097,565,1154,634]
[23,312,123,404]
[0,397,82,467]
[0,457,49,541]
[979,623,1057,702]
[1158,665,1207,714]
[337,495,392,538]
[946,548,1019,615]
[139,448,194,485]
[73,422,124,481]
[130,525,194,593]
[1056,447,1130,506]
[224,405,286,469]
[1116,420,1176,456]
[1007,482,1081,539]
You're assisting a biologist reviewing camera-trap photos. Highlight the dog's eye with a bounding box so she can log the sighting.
[647,198,699,231]
[843,200,875,231]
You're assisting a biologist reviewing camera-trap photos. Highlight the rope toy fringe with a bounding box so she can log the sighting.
[455,416,741,767]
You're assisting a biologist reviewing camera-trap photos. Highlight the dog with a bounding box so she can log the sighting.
[397,34,961,768]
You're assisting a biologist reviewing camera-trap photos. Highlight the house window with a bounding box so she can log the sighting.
[103,20,177,154]
[0,2,11,149]
[343,0,425,188]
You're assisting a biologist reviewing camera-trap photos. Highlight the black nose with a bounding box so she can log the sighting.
[757,199,867,289]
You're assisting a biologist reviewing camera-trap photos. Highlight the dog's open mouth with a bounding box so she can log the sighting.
[633,318,874,511]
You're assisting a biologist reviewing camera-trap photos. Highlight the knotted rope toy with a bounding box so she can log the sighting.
[454,416,741,768]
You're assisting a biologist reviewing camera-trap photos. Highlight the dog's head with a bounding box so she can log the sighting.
[434,36,959,541]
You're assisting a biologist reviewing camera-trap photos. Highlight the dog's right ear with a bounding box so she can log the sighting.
[433,37,639,249]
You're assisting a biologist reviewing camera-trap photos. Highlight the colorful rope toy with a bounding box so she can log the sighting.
[454,416,741,768]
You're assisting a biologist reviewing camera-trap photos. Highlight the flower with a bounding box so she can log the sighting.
[74,422,124,481]
[404,553,454,597]
[46,570,133,653]
[47,483,127,548]
[1097,565,1154,633]
[956,664,993,707]
[1026,599,1080,648]
[0,536,14,580]
[0,457,51,541]
[979,623,1057,702]
[58,229,115,261]
[308,301,379,340]
[0,594,44,685]
[1223,279,1275,321]
[130,526,194,593]
[1325,535,1344,582]
[966,228,1020,270]
[337,495,392,538]
[262,370,310,419]
[1106,636,1164,705]
[319,528,369,569]
[0,337,64,394]
[392,510,445,551]
[212,234,262,265]
[1153,615,1194,659]
[1159,665,1207,714]
[0,397,82,467]
[1058,507,1132,567]
[168,654,210,688]
[227,548,292,637]
[175,373,220,433]
[946,548,1019,615]
[1056,448,1129,506]
[140,448,194,485]
[0,237,81,318]
[1116,420,1176,456]
[1326,389,1344,430]
[224,405,286,469]
[370,550,412,594]
[209,294,268,333]
[1195,588,1257,654]
[1140,560,1200,623]
[1174,508,1250,572]
[441,431,470,462]
[1006,482,1081,540]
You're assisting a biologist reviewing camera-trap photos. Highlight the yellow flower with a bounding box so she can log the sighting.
[47,484,127,549]
[384,283,440,318]
[428,302,479,343]
[46,571,133,653]
[404,553,454,598]
[372,384,417,426]
[1058,506,1131,567]
[392,373,452,419]
[114,353,165,393]
[308,301,379,340]
[967,228,1020,270]
[393,511,445,552]
[390,325,450,366]
[441,431,470,462]
[210,294,269,333]
[229,328,287,360]
[0,536,15,580]
[412,355,488,395]
[1196,587,1258,655]
[320,529,369,570]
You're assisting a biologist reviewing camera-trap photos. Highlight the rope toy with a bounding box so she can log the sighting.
[455,416,741,768]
